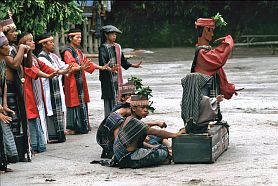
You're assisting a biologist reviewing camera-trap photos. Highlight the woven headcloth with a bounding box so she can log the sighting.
[130,95,149,107]
[0,18,16,32]
[119,82,136,95]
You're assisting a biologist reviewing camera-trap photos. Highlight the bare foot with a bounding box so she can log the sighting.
[161,156,172,165]
[47,140,57,144]
[5,168,13,172]
[32,150,38,155]
[0,168,13,173]
[88,125,92,131]
[65,130,76,135]
[168,147,173,157]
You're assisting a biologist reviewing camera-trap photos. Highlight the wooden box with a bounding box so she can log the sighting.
[172,125,229,163]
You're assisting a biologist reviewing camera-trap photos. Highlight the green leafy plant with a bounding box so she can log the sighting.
[137,86,153,98]
[128,76,155,113]
[212,12,227,28]
[0,0,84,36]
[128,76,143,90]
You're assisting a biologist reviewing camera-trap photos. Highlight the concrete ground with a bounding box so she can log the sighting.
[1,47,278,186]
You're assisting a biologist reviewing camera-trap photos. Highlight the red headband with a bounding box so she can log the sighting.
[37,36,54,44]
[68,32,81,36]
[195,18,215,29]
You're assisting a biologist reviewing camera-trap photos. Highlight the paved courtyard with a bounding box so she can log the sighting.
[1,47,278,186]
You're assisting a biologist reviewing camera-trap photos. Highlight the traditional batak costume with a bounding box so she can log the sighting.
[97,111,125,159]
[181,73,219,133]
[37,34,67,142]
[23,36,55,152]
[63,30,98,134]
[191,18,235,100]
[118,81,136,98]
[97,82,135,158]
[0,32,9,170]
[1,18,32,162]
[113,95,168,168]
[99,25,133,117]
[183,17,233,133]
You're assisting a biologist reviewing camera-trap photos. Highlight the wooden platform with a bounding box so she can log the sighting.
[172,125,229,163]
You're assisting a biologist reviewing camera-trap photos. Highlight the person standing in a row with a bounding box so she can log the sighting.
[99,25,143,117]
[0,18,32,162]
[19,32,60,153]
[0,30,14,172]
[36,33,71,143]
[62,28,112,135]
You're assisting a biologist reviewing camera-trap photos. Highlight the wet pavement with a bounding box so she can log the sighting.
[1,47,278,186]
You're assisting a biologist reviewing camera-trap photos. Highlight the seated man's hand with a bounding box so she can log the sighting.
[157,121,167,128]
[144,135,150,143]
[178,128,186,135]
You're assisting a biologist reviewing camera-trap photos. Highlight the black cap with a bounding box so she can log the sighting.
[101,25,122,34]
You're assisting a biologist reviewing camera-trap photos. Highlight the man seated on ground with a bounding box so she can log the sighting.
[97,81,136,158]
[97,102,131,159]
[113,95,185,169]
[97,82,172,159]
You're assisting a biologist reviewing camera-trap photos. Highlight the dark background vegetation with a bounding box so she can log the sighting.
[103,1,278,48]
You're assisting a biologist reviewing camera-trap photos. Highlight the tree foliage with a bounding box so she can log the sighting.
[0,0,85,35]
[105,1,278,48]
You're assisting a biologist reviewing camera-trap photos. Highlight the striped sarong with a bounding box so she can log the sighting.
[7,48,31,161]
[1,122,18,161]
[181,73,215,134]
[66,105,89,134]
[97,111,124,158]
[65,47,89,134]
[103,43,118,100]
[0,122,7,171]
[31,57,48,143]
[0,61,19,162]
[7,80,30,156]
[28,118,46,152]
[113,118,168,168]
[113,118,148,163]
[39,52,65,142]
[181,73,212,124]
